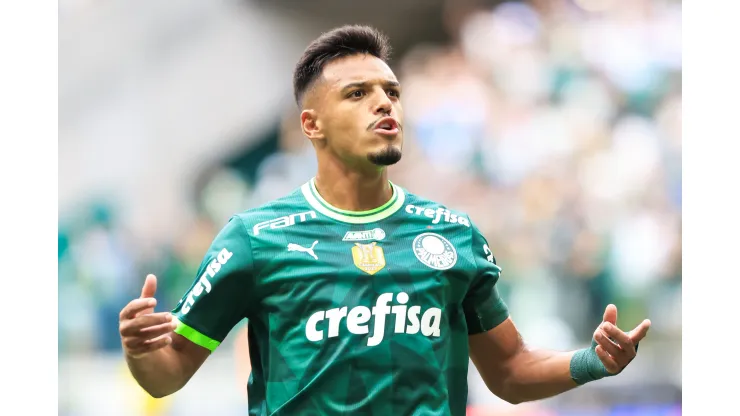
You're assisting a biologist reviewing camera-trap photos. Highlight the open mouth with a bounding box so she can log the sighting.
[374,118,399,132]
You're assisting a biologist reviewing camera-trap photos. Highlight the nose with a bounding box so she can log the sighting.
[373,91,393,116]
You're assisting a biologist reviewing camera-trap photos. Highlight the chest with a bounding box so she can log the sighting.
[251,220,475,313]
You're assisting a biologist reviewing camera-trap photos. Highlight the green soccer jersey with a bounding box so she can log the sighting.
[172,178,509,416]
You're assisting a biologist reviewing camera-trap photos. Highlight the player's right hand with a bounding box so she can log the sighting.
[119,274,178,358]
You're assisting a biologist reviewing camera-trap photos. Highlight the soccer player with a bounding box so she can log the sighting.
[118,25,651,415]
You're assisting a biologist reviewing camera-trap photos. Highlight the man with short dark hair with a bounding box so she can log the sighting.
[119,25,651,415]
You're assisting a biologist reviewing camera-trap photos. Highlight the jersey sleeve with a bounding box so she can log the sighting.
[171,216,256,352]
[462,223,510,335]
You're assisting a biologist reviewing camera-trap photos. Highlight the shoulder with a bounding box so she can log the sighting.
[401,189,474,230]
[231,187,315,237]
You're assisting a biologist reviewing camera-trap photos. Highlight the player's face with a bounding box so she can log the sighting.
[308,54,404,167]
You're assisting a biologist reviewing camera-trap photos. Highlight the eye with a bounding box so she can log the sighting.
[348,90,365,99]
[387,89,401,98]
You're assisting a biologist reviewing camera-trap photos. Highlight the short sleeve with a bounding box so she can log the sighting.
[463,223,510,335]
[171,216,256,351]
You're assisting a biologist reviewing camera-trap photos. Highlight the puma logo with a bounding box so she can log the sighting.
[287,240,319,260]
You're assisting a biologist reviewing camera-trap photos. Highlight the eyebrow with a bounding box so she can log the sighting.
[340,80,401,93]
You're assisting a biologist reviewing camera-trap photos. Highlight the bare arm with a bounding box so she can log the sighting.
[120,275,211,398]
[124,332,210,398]
[469,306,651,404]
[469,318,577,404]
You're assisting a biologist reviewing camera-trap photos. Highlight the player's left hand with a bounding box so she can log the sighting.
[592,304,651,374]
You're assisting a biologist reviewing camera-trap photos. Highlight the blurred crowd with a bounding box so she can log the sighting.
[58,0,681,398]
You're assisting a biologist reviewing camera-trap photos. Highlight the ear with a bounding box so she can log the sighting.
[300,109,325,141]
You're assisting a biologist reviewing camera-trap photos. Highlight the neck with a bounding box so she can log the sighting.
[314,155,393,212]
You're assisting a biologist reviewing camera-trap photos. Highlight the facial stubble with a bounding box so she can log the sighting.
[367,144,402,166]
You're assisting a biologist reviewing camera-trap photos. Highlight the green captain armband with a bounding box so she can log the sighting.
[174,318,221,352]
[569,340,613,385]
